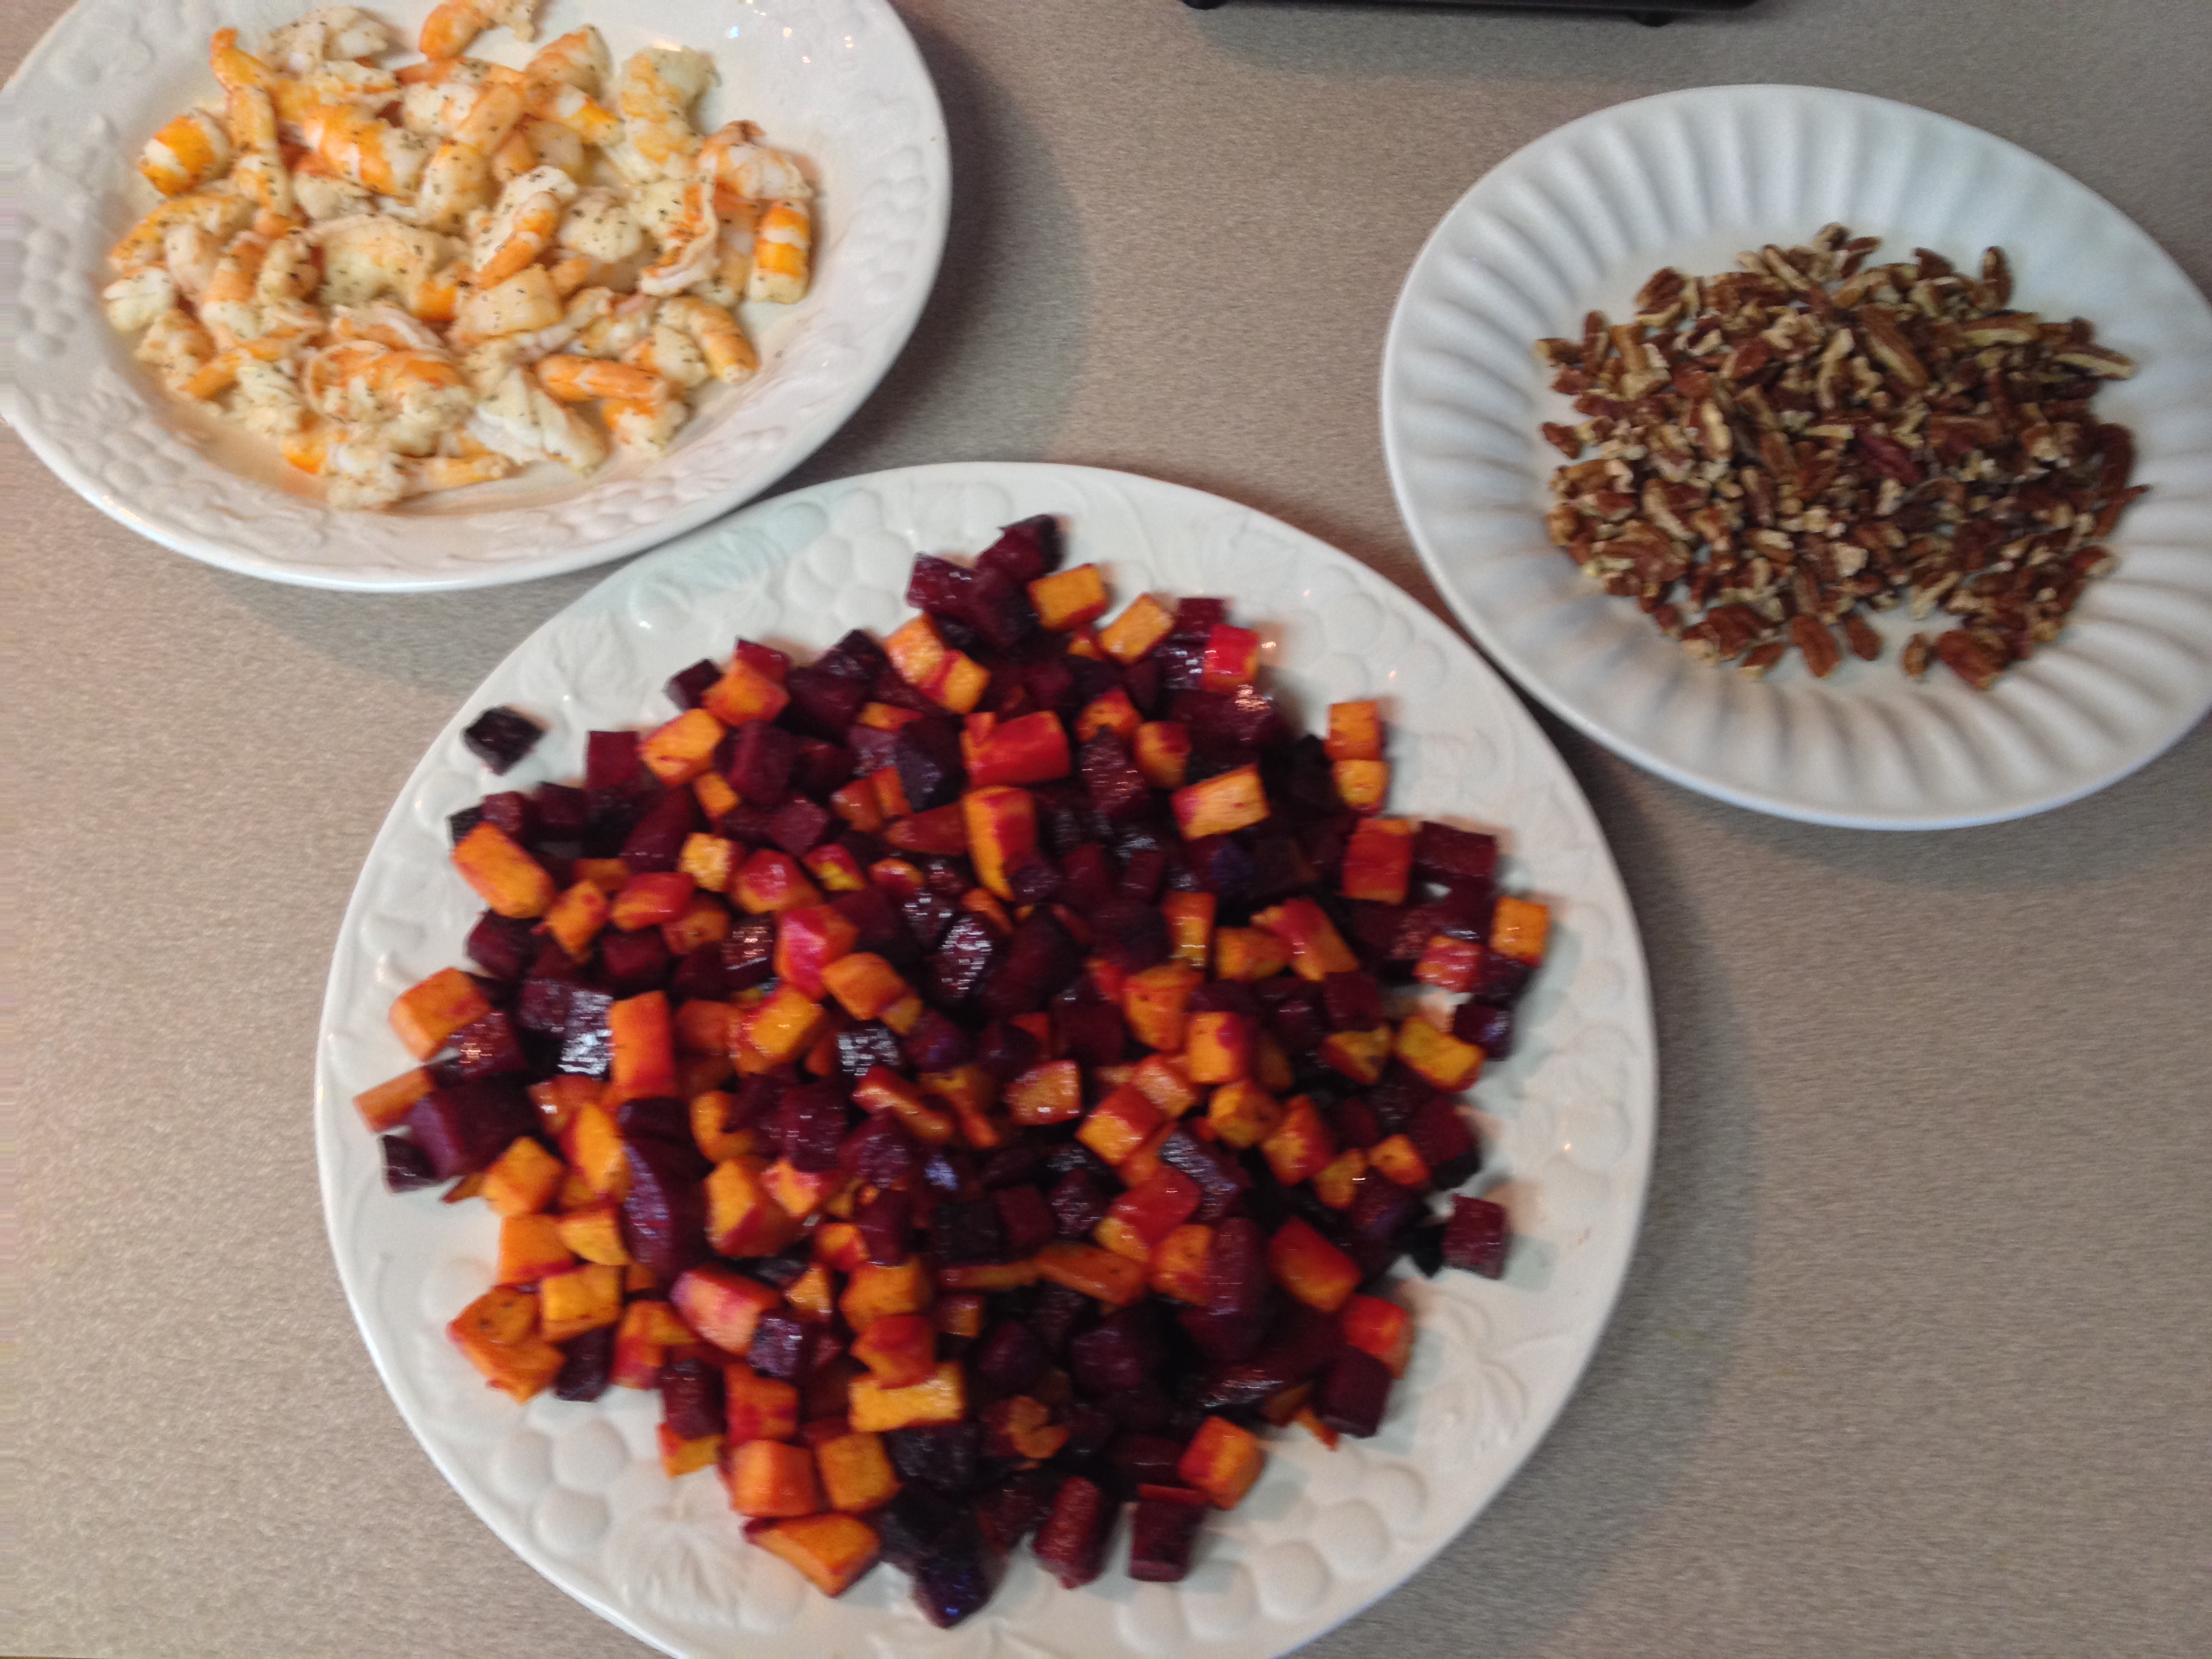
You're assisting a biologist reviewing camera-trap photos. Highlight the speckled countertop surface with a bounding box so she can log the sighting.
[7,1,2210,1655]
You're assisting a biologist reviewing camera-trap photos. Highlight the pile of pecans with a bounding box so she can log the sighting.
[1534,226,2146,688]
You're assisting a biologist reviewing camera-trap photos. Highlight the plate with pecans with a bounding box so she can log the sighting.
[314,462,1656,1656]
[1382,85,2212,829]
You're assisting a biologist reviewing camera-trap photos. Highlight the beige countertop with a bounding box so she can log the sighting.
[9,1,2211,1654]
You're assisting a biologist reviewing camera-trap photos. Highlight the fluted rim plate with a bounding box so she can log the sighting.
[1,0,949,590]
[1382,85,2212,829]
[314,462,1657,1656]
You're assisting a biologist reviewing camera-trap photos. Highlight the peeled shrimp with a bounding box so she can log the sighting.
[526,81,622,150]
[747,199,811,304]
[400,58,491,136]
[200,232,272,346]
[209,29,277,96]
[137,309,217,394]
[535,353,665,403]
[291,159,374,222]
[316,216,458,315]
[110,186,251,275]
[604,394,687,454]
[300,104,430,197]
[451,79,527,156]
[695,124,813,203]
[413,140,495,234]
[224,86,296,218]
[657,293,756,384]
[163,221,225,303]
[576,291,658,359]
[623,321,707,390]
[401,453,516,496]
[471,165,578,286]
[102,267,180,333]
[615,47,713,180]
[330,301,446,351]
[468,365,607,472]
[419,0,539,62]
[636,178,718,298]
[557,188,645,265]
[231,356,312,437]
[303,341,474,453]
[140,110,232,197]
[688,199,756,312]
[525,28,608,96]
[266,7,392,75]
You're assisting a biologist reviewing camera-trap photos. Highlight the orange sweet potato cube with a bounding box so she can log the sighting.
[611,1300,668,1389]
[813,1221,869,1274]
[497,1213,575,1285]
[448,1288,564,1402]
[1077,1086,1165,1166]
[1268,1218,1361,1313]
[1212,927,1290,983]
[918,1064,1004,1150]
[983,1395,1070,1462]
[612,871,697,931]
[453,821,556,919]
[609,990,678,1097]
[733,848,823,916]
[1034,1241,1148,1307]
[803,842,867,893]
[1006,1059,1084,1126]
[762,1158,844,1221]
[1028,563,1111,631]
[539,1261,623,1341]
[390,968,493,1060]
[1132,720,1192,790]
[930,1294,986,1339]
[672,1263,783,1351]
[848,1360,966,1432]
[556,1202,630,1266]
[1312,1147,1366,1210]
[884,614,949,687]
[1092,1214,1151,1263]
[839,1259,933,1331]
[728,1438,822,1517]
[678,834,741,898]
[1149,1223,1214,1303]
[693,771,739,821]
[926,651,991,715]
[849,1311,935,1388]
[1490,895,1551,965]
[852,1066,958,1144]
[675,1001,736,1059]
[541,879,613,956]
[1252,898,1359,981]
[1157,890,1215,969]
[785,1261,838,1322]
[573,857,631,893]
[1178,1415,1267,1509]
[1332,759,1391,815]
[530,1075,603,1138]
[1396,1015,1485,1092]
[658,1422,724,1479]
[751,1513,880,1597]
[1412,933,1483,992]
[725,1365,802,1441]
[1076,687,1141,743]
[1317,1025,1393,1085]
[960,885,1014,937]
[1255,1031,1294,1093]
[1369,1132,1433,1188]
[745,984,829,1065]
[1341,1293,1414,1377]
[641,706,726,785]
[1098,592,1178,663]
[559,1101,629,1199]
[960,785,1040,902]
[1122,962,1201,1052]
[662,894,732,956]
[1339,818,1415,905]
[882,804,969,856]
[556,1168,597,1212]
[1129,1053,1202,1118]
[870,768,914,822]
[830,777,886,833]
[815,1431,901,1513]
[708,1157,802,1256]
[702,659,791,729]
[1187,1011,1252,1084]
[689,1089,757,1162]
[483,1136,565,1217]
[1324,701,1385,762]
[1261,1096,1336,1186]
[355,1067,434,1131]
[772,904,859,1000]
[1171,763,1269,840]
[1207,1080,1284,1149]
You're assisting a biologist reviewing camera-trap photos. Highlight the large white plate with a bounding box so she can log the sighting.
[1382,85,2212,830]
[1,0,947,590]
[314,463,1656,1656]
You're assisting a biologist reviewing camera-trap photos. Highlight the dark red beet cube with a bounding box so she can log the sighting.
[462,705,544,774]
[977,912,1082,1018]
[854,1183,915,1265]
[1004,853,1064,907]
[558,987,615,1076]
[585,729,640,790]
[906,554,975,617]
[1443,1195,1511,1278]
[888,1420,982,1494]
[1112,1434,1187,1492]
[1467,945,1533,1006]
[447,805,483,846]
[913,1544,996,1630]
[974,1467,1061,1554]
[620,1136,710,1282]
[1173,684,1288,752]
[1079,733,1151,820]
[531,780,590,839]
[892,718,966,811]
[1316,1347,1393,1439]
[618,787,699,874]
[1182,834,1257,900]
[464,912,535,982]
[974,1019,1043,1084]
[721,920,776,991]
[792,738,855,797]
[1033,1475,1113,1589]
[477,790,533,839]
[1088,897,1168,972]
[993,1184,1056,1258]
[1057,842,1115,910]
[1203,1218,1270,1317]
[783,663,870,739]
[726,720,796,807]
[1054,1000,1126,1068]
[449,1010,529,1079]
[1452,1000,1515,1058]
[971,1319,1048,1394]
[553,1324,615,1401]
[1199,1303,1345,1408]
[976,515,1062,581]
[931,1197,1005,1264]
[876,1486,964,1572]
[380,1135,439,1191]
[659,1356,725,1440]
[901,890,957,951]
[1168,597,1227,640]
[670,943,729,1003]
[598,927,670,996]
[1179,1303,1269,1365]
[407,1081,534,1178]
[774,1082,850,1172]
[665,659,720,710]
[1116,845,1168,901]
[1406,1220,1449,1277]
[1049,1168,1115,1240]
[1262,982,1326,1054]
[958,565,1038,651]
[1321,970,1387,1031]
[835,1021,905,1082]
[1070,1307,1162,1395]
[1128,1487,1207,1582]
[1346,1174,1419,1247]
[747,1312,812,1380]
[1332,1097,1382,1149]
[766,796,834,856]
[1410,1095,1481,1189]
[1414,821,1500,884]
[1156,1129,1248,1223]
[928,914,1006,1006]
[1028,1280,1094,1355]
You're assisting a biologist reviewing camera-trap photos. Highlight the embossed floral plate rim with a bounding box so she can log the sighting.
[1,0,949,591]
[1382,85,2212,830]
[314,462,1657,1656]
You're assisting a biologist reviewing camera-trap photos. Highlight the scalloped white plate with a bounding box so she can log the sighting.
[1,0,947,590]
[314,464,1656,1656]
[1382,85,2212,829]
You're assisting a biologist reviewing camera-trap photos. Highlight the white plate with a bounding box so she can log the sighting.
[314,463,1656,1656]
[1,0,947,591]
[1382,85,2212,830]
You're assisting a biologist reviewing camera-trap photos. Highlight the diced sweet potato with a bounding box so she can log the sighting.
[1121,962,1200,1052]
[1098,593,1177,663]
[708,1157,802,1256]
[838,1259,933,1331]
[1105,1167,1201,1248]
[661,895,731,956]
[611,1300,670,1389]
[612,871,697,930]
[1186,1011,1252,1084]
[559,1102,629,1199]
[1128,1053,1202,1118]
[816,954,904,1023]
[497,1213,574,1285]
[803,843,866,893]
[1369,1132,1432,1187]
[483,1136,565,1217]
[850,1311,935,1387]
[784,1261,837,1323]
[1268,1218,1361,1313]
[1490,894,1551,965]
[1341,1293,1414,1377]
[448,1287,564,1402]
[729,1438,823,1517]
[1132,720,1191,789]
[853,1066,958,1144]
[677,834,740,895]
[453,822,555,919]
[1212,927,1290,983]
[657,1422,724,1478]
[815,1431,901,1513]
[1317,1025,1393,1085]
[726,1365,801,1441]
[961,786,1038,902]
[1206,1080,1284,1149]
[751,1512,880,1597]
[1076,688,1141,743]
[672,1263,783,1351]
[882,803,968,855]
[693,773,739,821]
[1311,1147,1365,1210]
[390,968,493,1060]
[848,1360,966,1432]
[1006,1059,1083,1125]
[355,1067,434,1132]
[1395,1015,1485,1092]
[733,848,823,916]
[1252,899,1359,981]
[1339,818,1414,905]
[762,1158,844,1221]
[1029,564,1110,631]
[1332,758,1391,814]
[702,659,791,729]
[556,1202,630,1266]
[1149,1223,1214,1303]
[1324,701,1384,762]
[609,991,677,1097]
[1177,1415,1266,1509]
[641,707,726,785]
[1035,1241,1147,1307]
[745,984,829,1066]
[830,778,885,833]
[542,880,613,956]
[1076,1086,1164,1166]
[1171,763,1269,840]
[1261,1096,1336,1185]
[1413,933,1483,991]
[540,1262,623,1341]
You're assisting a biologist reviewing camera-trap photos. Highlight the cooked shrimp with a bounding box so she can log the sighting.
[137,308,217,394]
[658,293,756,384]
[316,216,458,312]
[209,28,276,96]
[623,321,707,390]
[401,453,516,496]
[400,58,490,134]
[163,221,225,303]
[451,79,527,156]
[414,140,495,234]
[470,165,577,286]
[266,7,392,75]
[615,47,713,179]
[291,159,374,222]
[278,62,403,135]
[231,356,312,436]
[140,110,232,197]
[300,105,430,197]
[223,85,296,218]
[255,232,319,304]
[535,353,665,403]
[102,267,180,332]
[468,365,607,471]
[689,199,756,311]
[636,178,719,297]
[199,232,272,346]
[747,199,811,304]
[304,342,474,452]
[526,81,621,149]
[695,123,813,203]
[576,291,659,358]
[330,301,445,350]
[324,439,411,510]
[525,28,609,95]
[558,188,646,264]
[110,186,251,275]
[419,0,538,62]
[603,394,687,453]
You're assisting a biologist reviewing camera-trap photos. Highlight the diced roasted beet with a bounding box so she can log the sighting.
[598,927,671,996]
[1199,1303,1345,1408]
[1071,1306,1162,1395]
[888,1420,982,1495]
[720,919,777,991]
[1122,656,1164,717]
[1177,1302,1269,1366]
[977,912,1082,1018]
[1115,845,1169,901]
[920,1145,972,1198]
[462,705,544,774]
[978,1142,1048,1193]
[1203,1217,1270,1318]
[1057,842,1115,910]
[1451,1000,1515,1059]
[1317,1347,1393,1438]
[1078,733,1151,820]
[1088,897,1169,973]
[973,1467,1061,1554]
[447,805,484,846]
[718,801,777,845]
[918,857,968,901]
[783,663,871,740]
[1112,1434,1188,1493]
[749,1247,813,1291]
[893,718,965,811]
[1181,834,1258,899]
[1157,1129,1249,1223]
[1244,833,1309,903]
[899,888,956,954]
[726,720,797,808]
[464,912,536,981]
[669,943,729,1003]
[1366,1066,1435,1135]
[766,796,834,857]
[1346,1174,1420,1248]
[1410,1095,1482,1189]
[1172,684,1288,754]
[775,1082,851,1172]
[1054,1000,1126,1068]
[972,1319,1049,1395]
[747,1313,811,1380]
[660,1355,726,1440]
[977,515,1063,582]
[613,1097,693,1158]
[619,787,699,874]
[891,1016,968,1085]
[665,659,720,710]
[585,730,640,791]
[1321,970,1387,1030]
[554,1324,616,1401]
[906,554,975,618]
[992,1185,1057,1258]
[407,1080,535,1178]
[836,1021,905,1082]
[931,1197,1005,1265]
[447,1010,527,1079]
[1435,878,1497,940]
[556,989,615,1075]
[1274,734,1341,816]
[928,914,1006,1007]
[620,1134,710,1282]
[1262,983,1326,1054]
[1029,1281,1094,1356]
[1444,1195,1511,1278]
[974,1020,1044,1085]
[913,1542,996,1631]
[1332,1096,1382,1149]
[1467,947,1534,1007]
[876,1486,967,1573]
[1033,1475,1113,1589]
[1405,1219,1449,1277]
[476,790,533,840]
[1004,853,1064,907]
[1151,636,1206,694]
[842,1111,918,1187]
[855,1184,915,1265]
[380,1135,439,1192]
[1414,821,1500,884]
[1128,1488,1206,1582]
[1049,1168,1115,1240]
[959,564,1039,652]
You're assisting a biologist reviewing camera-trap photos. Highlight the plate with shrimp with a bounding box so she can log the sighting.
[1,0,949,589]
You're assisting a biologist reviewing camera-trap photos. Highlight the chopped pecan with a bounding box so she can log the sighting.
[1738,640,1787,679]
[1790,615,1843,678]
[1901,632,1933,680]
[1933,630,2005,690]
[1841,611,1883,661]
